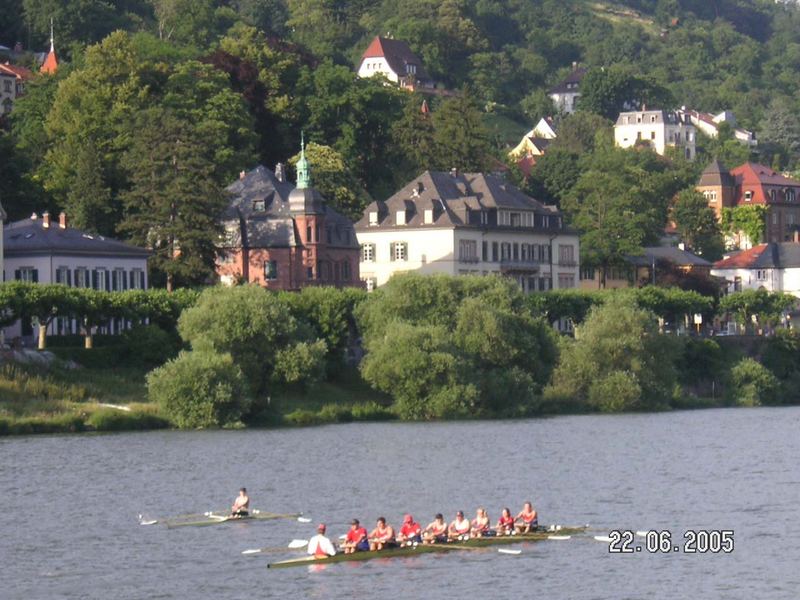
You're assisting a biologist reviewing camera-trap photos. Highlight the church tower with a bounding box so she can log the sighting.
[40,19,58,75]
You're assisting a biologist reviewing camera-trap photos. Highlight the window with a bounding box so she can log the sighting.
[93,269,108,291]
[16,267,38,283]
[790,214,795,225]
[492,242,499,261]
[744,191,753,201]
[482,241,488,261]
[306,225,312,242]
[558,273,575,289]
[55,266,70,286]
[703,190,718,202]
[369,212,378,225]
[424,209,434,224]
[512,243,519,261]
[500,243,511,261]
[342,261,351,281]
[307,266,314,280]
[264,260,278,280]
[480,211,488,225]
[770,190,777,203]
[130,269,145,290]
[361,243,375,262]
[252,199,265,212]
[580,267,596,281]
[650,115,656,123]
[651,131,656,140]
[326,226,332,243]
[521,243,529,261]
[112,268,125,290]
[74,268,89,288]
[789,190,796,202]
[396,210,406,225]
[756,269,768,282]
[365,277,377,292]
[558,245,575,265]
[390,242,408,261]
[459,240,478,262]
[510,213,521,227]
[773,212,778,225]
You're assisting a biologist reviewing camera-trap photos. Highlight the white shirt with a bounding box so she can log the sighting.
[307,534,337,557]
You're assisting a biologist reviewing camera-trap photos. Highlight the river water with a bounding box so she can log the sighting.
[1,407,798,599]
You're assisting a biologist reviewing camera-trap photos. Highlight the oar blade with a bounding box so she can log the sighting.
[297,517,312,523]
[288,539,309,549]
[498,549,522,555]
[242,549,262,555]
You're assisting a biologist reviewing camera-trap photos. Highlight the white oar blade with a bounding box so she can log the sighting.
[548,535,571,540]
[594,536,612,543]
[139,519,158,526]
[297,517,312,523]
[498,549,522,555]
[242,549,262,555]
[288,539,309,549]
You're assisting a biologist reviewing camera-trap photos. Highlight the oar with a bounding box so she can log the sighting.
[498,548,522,555]
[138,514,158,526]
[242,539,309,555]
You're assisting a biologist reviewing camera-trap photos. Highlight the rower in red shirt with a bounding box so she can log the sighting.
[342,518,369,554]
[515,501,539,534]
[495,507,515,536]
[369,517,396,551]
[397,514,422,545]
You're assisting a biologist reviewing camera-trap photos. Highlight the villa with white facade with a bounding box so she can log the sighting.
[614,109,696,160]
[355,170,579,293]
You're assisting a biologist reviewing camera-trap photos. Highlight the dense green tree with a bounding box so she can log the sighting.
[431,88,491,171]
[720,205,768,247]
[392,95,436,177]
[728,358,779,407]
[718,289,796,333]
[671,189,725,260]
[578,67,673,120]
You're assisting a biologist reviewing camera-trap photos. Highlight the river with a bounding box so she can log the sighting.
[1,407,798,599]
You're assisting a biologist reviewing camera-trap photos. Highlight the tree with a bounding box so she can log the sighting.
[718,289,796,333]
[431,88,491,172]
[551,112,613,155]
[578,67,674,120]
[720,205,768,247]
[671,189,725,260]
[729,358,779,407]
[120,108,227,290]
[759,97,800,168]
[63,140,114,233]
[147,349,251,428]
[392,95,436,177]
[21,284,74,349]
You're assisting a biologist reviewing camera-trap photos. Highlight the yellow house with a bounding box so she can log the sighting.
[509,117,557,159]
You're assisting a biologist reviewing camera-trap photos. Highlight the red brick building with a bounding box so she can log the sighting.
[217,147,361,290]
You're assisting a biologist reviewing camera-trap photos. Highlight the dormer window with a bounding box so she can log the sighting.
[770,189,777,203]
[253,199,266,212]
[744,191,753,202]
[396,210,406,225]
[369,211,378,226]
[424,209,434,224]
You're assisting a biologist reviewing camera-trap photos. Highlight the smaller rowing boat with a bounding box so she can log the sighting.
[267,525,586,569]
[140,509,304,528]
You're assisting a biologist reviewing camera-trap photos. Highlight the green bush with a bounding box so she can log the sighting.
[588,370,642,412]
[317,403,354,423]
[50,346,126,369]
[147,350,251,428]
[729,358,779,407]
[6,414,85,434]
[121,324,181,368]
[86,408,170,431]
[350,401,396,421]
[283,409,320,426]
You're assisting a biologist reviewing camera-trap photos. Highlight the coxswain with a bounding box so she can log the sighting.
[342,519,369,554]
[515,501,538,533]
[308,523,337,558]
[369,517,396,551]
[470,507,492,538]
[448,510,471,540]
[230,488,250,518]
[422,514,448,544]
[495,507,515,535]
[397,514,422,545]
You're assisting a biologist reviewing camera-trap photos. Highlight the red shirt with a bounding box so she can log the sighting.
[400,522,421,537]
[498,516,514,528]
[346,527,367,543]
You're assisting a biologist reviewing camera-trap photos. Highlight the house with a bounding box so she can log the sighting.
[679,108,756,146]
[355,169,580,293]
[357,36,434,91]
[509,117,557,158]
[0,62,32,115]
[698,161,800,247]
[547,64,586,114]
[614,109,696,160]
[217,147,361,290]
[3,211,150,341]
[712,243,800,297]
[579,246,711,289]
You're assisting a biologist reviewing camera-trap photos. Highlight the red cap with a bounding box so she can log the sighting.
[317,523,326,531]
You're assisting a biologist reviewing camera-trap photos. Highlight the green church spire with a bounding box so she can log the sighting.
[296,132,311,190]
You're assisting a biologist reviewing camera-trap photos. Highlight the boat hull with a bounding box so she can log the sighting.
[164,511,301,528]
[267,526,586,569]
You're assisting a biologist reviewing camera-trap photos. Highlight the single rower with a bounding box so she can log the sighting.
[470,507,491,538]
[397,514,422,545]
[515,501,538,533]
[369,517,396,551]
[495,507,515,536]
[230,487,250,518]
[342,519,369,554]
[448,510,471,540]
[308,523,337,559]
[422,513,448,544]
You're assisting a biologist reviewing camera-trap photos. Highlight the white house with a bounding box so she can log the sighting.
[712,243,800,297]
[357,36,433,91]
[355,170,580,293]
[614,109,696,160]
[509,117,557,158]
[0,61,32,115]
[679,108,756,147]
[3,212,150,342]
[547,64,586,115]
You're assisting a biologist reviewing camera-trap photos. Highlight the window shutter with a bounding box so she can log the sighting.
[389,242,395,262]
[402,243,408,259]
[139,271,145,289]
[129,271,134,289]
[122,271,128,290]
[92,270,98,289]
[32,269,39,283]
[105,273,111,291]
[55,269,62,284]
[67,269,72,287]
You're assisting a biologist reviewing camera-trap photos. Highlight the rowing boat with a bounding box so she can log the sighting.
[267,525,586,569]
[140,509,303,528]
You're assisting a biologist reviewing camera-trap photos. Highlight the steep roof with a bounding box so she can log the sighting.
[731,163,800,188]
[615,110,691,126]
[0,62,33,80]
[40,48,57,74]
[223,165,358,249]
[547,66,587,94]
[5,216,149,257]
[698,159,735,187]
[626,246,712,267]
[360,36,430,82]
[713,243,800,270]
[355,170,568,231]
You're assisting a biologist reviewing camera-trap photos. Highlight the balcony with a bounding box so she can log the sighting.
[500,259,541,273]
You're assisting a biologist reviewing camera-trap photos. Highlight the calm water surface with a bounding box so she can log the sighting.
[1,407,799,599]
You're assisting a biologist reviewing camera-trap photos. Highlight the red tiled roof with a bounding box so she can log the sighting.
[713,244,769,269]
[360,36,430,81]
[732,162,800,188]
[0,62,33,80]
[40,49,57,74]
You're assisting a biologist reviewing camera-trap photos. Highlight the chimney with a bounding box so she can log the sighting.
[42,211,50,228]
[450,167,458,178]
[275,162,286,183]
[239,170,246,180]
[59,212,67,229]
[30,212,38,220]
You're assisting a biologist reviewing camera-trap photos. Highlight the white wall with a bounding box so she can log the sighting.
[711,267,779,294]
[549,91,579,114]
[615,115,696,159]
[357,57,398,83]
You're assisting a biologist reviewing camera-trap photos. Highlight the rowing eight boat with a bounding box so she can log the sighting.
[267,525,587,569]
